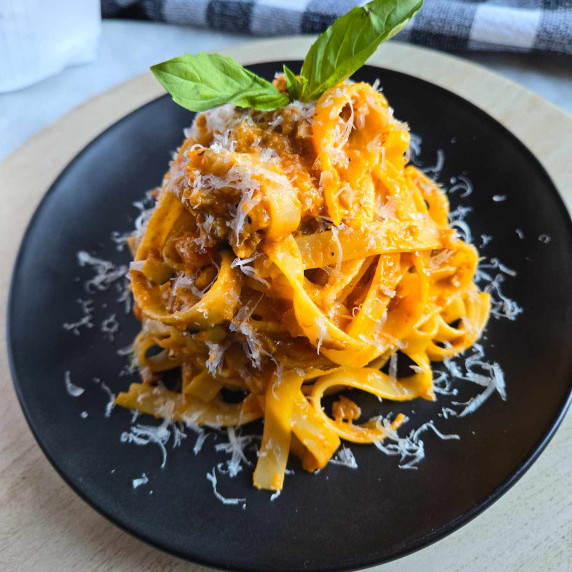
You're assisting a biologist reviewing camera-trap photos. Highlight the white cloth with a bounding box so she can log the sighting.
[0,0,101,93]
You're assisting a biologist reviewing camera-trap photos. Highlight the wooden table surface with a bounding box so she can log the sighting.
[0,39,570,571]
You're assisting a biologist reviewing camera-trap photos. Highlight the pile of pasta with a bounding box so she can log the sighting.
[117,80,490,491]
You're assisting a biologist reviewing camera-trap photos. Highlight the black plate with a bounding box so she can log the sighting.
[8,62,572,571]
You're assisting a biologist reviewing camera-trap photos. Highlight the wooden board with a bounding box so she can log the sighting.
[0,39,570,572]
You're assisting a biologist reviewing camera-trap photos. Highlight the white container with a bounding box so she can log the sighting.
[0,0,101,93]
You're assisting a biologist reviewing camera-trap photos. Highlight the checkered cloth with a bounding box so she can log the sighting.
[102,1,572,55]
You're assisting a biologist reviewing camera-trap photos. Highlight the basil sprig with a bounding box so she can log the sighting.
[299,0,423,101]
[283,64,305,101]
[151,0,423,112]
[151,52,289,112]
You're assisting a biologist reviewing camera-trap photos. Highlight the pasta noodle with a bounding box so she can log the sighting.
[116,78,490,491]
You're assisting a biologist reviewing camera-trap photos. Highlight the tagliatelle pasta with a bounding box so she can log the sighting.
[116,78,490,492]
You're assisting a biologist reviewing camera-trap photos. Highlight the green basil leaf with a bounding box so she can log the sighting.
[283,64,305,101]
[300,0,423,102]
[151,52,290,112]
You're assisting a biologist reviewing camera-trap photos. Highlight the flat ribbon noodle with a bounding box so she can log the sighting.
[116,80,491,492]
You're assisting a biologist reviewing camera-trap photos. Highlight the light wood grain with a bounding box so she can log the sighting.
[0,39,570,572]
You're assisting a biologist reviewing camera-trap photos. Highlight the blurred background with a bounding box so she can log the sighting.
[0,0,570,162]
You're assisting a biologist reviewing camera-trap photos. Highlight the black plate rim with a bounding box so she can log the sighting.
[7,63,572,572]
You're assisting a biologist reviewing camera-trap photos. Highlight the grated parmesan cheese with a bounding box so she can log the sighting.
[205,341,229,375]
[374,418,459,470]
[62,299,94,335]
[475,259,522,321]
[446,343,507,416]
[77,251,128,293]
[101,314,119,341]
[428,249,454,271]
[110,230,131,252]
[64,371,84,397]
[120,421,171,469]
[206,468,246,509]
[192,429,209,455]
[93,378,116,417]
[132,473,149,489]
[229,299,270,369]
[408,133,423,164]
[423,148,445,179]
[479,235,492,248]
[231,254,269,287]
[315,316,328,354]
[439,407,458,420]
[214,427,253,478]
[330,446,358,469]
[448,175,473,197]
[284,100,315,123]
[116,344,133,357]
[221,172,261,241]
[388,352,398,387]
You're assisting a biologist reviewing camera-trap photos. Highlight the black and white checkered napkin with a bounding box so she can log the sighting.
[102,1,572,56]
